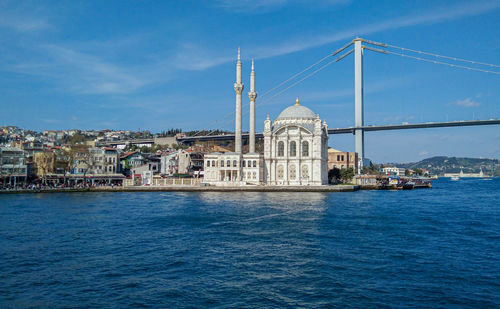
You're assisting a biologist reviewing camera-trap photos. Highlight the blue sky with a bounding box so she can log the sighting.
[0,0,499,162]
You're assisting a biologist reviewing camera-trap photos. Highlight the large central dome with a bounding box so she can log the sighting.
[276,98,316,120]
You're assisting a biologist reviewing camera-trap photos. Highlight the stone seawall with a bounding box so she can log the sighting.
[0,185,359,194]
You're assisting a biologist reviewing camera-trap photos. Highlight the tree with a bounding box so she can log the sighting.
[340,167,355,183]
[34,151,55,185]
[328,168,341,184]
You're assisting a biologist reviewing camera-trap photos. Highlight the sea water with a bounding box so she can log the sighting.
[0,178,499,308]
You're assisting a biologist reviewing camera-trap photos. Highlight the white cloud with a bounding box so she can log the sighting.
[0,2,51,32]
[251,1,500,60]
[214,0,349,13]
[456,98,481,107]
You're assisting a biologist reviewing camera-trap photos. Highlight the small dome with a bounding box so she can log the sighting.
[277,101,316,120]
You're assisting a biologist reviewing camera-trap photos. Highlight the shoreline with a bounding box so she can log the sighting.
[0,183,435,194]
[0,185,360,194]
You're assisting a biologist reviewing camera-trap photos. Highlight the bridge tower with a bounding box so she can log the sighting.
[354,38,364,171]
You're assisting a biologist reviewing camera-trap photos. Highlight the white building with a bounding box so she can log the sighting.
[203,49,329,186]
[263,98,329,185]
[382,166,406,176]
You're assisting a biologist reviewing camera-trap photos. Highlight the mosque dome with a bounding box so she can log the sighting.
[276,97,316,120]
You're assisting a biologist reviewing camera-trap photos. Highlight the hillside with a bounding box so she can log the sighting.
[390,156,500,176]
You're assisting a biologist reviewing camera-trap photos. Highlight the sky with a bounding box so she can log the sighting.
[0,0,499,162]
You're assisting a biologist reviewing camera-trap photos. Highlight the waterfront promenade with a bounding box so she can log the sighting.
[0,184,360,193]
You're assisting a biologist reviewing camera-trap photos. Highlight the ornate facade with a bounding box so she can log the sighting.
[264,98,329,185]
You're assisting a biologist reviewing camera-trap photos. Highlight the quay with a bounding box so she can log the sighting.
[0,182,435,194]
[0,185,360,194]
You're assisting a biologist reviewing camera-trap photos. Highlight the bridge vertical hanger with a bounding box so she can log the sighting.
[354,38,364,171]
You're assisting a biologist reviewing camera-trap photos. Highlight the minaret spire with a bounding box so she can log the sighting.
[234,47,244,155]
[248,59,257,153]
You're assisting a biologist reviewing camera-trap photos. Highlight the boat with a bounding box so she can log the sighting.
[451,176,460,181]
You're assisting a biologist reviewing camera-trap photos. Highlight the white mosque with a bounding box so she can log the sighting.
[203,49,329,186]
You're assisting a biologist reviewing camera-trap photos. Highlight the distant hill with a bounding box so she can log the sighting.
[389,156,500,176]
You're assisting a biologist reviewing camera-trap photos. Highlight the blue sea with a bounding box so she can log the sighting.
[1,178,499,308]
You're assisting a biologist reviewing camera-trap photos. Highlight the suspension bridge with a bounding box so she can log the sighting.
[184,37,499,167]
[105,38,500,164]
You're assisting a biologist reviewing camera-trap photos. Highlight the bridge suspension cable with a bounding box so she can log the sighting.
[191,50,339,136]
[203,53,343,132]
[384,50,500,75]
[385,43,500,68]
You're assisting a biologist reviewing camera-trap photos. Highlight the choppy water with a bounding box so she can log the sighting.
[0,178,499,308]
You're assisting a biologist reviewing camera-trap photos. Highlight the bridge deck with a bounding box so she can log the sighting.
[99,119,500,145]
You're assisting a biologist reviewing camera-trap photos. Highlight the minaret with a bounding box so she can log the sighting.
[234,47,244,154]
[248,59,257,153]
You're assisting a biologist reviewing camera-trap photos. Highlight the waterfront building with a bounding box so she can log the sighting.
[160,151,178,176]
[119,151,146,175]
[203,49,329,186]
[0,146,27,186]
[33,151,56,178]
[382,166,406,176]
[328,148,358,170]
[88,147,119,175]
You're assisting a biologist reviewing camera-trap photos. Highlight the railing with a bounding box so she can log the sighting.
[124,178,202,187]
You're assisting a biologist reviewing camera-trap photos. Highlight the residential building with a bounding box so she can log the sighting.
[0,147,27,186]
[328,148,358,170]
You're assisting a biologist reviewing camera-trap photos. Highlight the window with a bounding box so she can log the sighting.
[337,155,340,161]
[207,161,210,167]
[278,141,284,157]
[301,164,309,179]
[233,160,237,167]
[277,165,284,180]
[253,172,256,179]
[290,164,296,180]
[221,160,224,167]
[290,141,296,157]
[243,160,246,167]
[248,160,251,167]
[212,160,215,167]
[227,160,230,167]
[253,160,256,167]
[302,141,309,157]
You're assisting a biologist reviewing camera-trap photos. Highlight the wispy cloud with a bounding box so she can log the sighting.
[251,1,500,59]
[455,97,481,107]
[0,2,51,33]
[214,0,349,13]
[12,44,149,95]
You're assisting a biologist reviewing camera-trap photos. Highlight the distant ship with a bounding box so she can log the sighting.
[451,176,460,181]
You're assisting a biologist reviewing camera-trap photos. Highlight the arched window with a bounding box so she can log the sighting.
[227,160,230,167]
[302,141,309,157]
[221,160,224,167]
[277,165,284,180]
[290,164,296,180]
[207,160,210,167]
[301,164,309,179]
[253,160,256,167]
[243,160,246,167]
[290,141,296,157]
[233,160,237,167]
[278,141,284,157]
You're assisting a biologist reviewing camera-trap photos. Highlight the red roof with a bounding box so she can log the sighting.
[120,151,138,159]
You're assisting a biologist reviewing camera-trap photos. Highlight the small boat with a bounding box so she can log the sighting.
[451,176,460,181]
